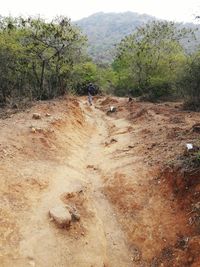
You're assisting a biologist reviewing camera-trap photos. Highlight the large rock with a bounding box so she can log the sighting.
[49,206,72,228]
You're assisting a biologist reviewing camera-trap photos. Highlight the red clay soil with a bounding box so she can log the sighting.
[99,97,200,266]
[0,96,199,267]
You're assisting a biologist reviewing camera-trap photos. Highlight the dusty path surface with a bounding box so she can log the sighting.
[0,96,200,266]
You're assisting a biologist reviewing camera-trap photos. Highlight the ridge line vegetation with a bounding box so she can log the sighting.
[0,15,200,110]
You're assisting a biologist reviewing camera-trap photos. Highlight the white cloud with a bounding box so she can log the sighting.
[1,0,200,22]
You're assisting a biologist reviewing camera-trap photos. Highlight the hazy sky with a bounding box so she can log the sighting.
[1,0,200,22]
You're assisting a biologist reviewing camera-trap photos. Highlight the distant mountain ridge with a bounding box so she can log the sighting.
[75,12,200,63]
[75,12,155,62]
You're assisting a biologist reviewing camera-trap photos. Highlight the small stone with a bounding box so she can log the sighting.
[31,127,36,133]
[66,205,81,221]
[194,202,200,211]
[32,113,41,120]
[49,206,71,228]
[46,113,51,117]
[2,149,7,155]
[72,211,81,221]
[131,246,141,262]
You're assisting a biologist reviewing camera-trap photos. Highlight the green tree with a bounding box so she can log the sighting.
[0,16,87,104]
[179,51,200,110]
[113,21,188,99]
[96,66,117,94]
[71,61,98,94]
[23,16,86,99]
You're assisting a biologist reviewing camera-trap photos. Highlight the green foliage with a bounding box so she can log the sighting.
[96,66,117,94]
[178,52,200,110]
[113,21,188,99]
[71,62,98,94]
[71,62,118,95]
[76,12,155,63]
[0,14,200,107]
[76,12,200,63]
[0,16,87,104]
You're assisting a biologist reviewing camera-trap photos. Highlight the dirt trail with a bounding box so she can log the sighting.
[83,107,133,267]
[0,99,133,267]
[0,97,200,267]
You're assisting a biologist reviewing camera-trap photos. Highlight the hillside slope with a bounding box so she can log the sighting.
[75,12,200,63]
[75,12,155,62]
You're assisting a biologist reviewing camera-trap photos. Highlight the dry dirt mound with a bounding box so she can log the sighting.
[99,96,119,106]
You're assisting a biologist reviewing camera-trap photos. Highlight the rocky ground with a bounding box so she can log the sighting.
[0,96,199,267]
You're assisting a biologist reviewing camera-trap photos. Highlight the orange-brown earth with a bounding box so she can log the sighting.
[0,96,199,267]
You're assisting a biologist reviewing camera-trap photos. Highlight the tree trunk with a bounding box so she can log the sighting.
[40,60,45,99]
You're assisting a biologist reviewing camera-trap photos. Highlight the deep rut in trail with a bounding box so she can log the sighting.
[83,109,133,267]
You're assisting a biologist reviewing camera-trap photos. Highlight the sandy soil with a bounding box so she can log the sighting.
[0,96,199,267]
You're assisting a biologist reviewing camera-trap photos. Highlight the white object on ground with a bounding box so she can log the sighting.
[186,144,193,150]
[110,106,116,112]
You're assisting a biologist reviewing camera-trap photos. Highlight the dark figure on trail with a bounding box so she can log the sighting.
[87,83,95,105]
